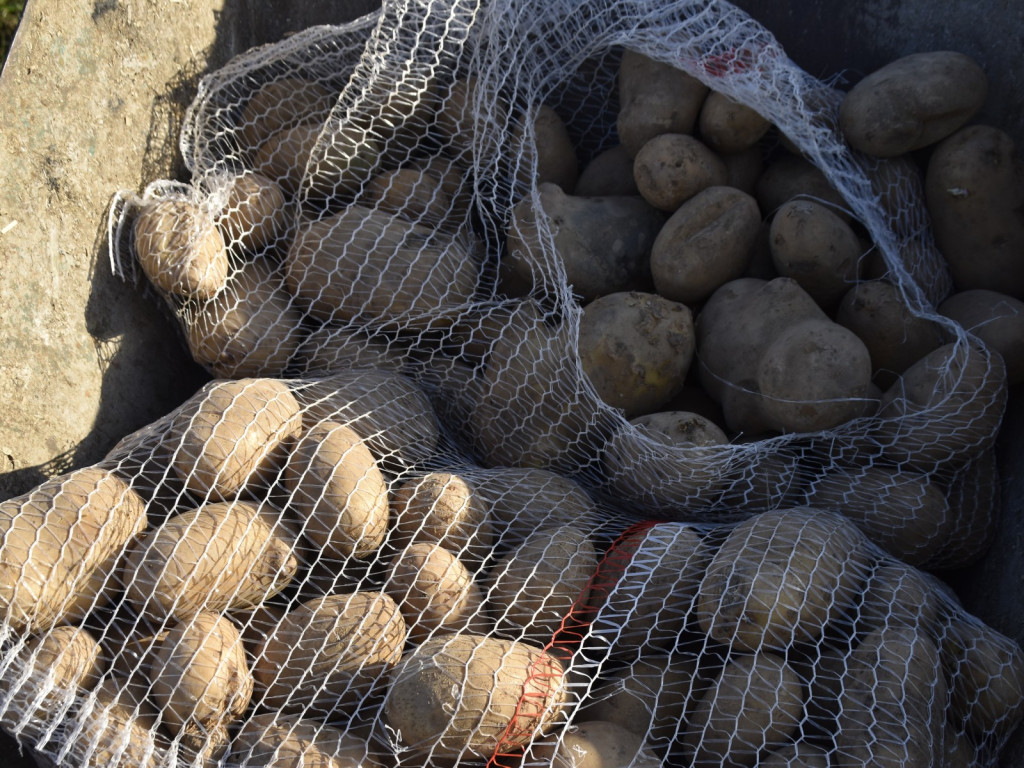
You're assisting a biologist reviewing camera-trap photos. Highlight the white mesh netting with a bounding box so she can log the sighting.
[3,0,1023,766]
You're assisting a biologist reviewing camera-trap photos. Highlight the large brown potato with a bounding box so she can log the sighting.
[633,133,727,212]
[513,103,579,192]
[696,508,870,651]
[925,125,1024,299]
[503,182,665,301]
[698,90,771,154]
[839,51,987,157]
[285,205,480,331]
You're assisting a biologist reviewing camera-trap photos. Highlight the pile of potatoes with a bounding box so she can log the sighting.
[59,12,1024,768]
[1,385,1023,768]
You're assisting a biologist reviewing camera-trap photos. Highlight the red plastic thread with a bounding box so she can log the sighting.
[486,519,663,768]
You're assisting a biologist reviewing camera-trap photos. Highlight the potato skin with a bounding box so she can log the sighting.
[696,508,870,652]
[698,90,771,154]
[839,51,987,157]
[237,77,337,153]
[515,103,579,192]
[503,182,665,302]
[0,466,147,632]
[578,291,695,418]
[684,652,804,768]
[939,288,1024,385]
[575,144,639,197]
[69,676,168,768]
[253,591,407,717]
[216,172,290,255]
[389,471,494,563]
[121,500,298,620]
[283,421,389,559]
[149,611,253,738]
[229,713,385,768]
[487,524,597,646]
[875,340,1007,471]
[633,133,727,212]
[170,377,302,500]
[285,205,479,330]
[185,258,305,378]
[529,721,662,768]
[384,633,567,759]
[925,125,1024,299]
[835,626,947,768]
[134,197,229,300]
[617,49,709,157]
[650,185,761,304]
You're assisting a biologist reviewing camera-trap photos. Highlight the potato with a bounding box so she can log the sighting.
[617,48,709,157]
[839,51,987,157]
[133,197,229,300]
[237,77,338,153]
[925,125,1024,299]
[361,166,454,229]
[801,464,951,567]
[185,258,305,378]
[285,205,480,330]
[389,471,494,564]
[69,676,168,768]
[288,323,408,376]
[528,721,662,768]
[755,317,873,433]
[602,411,729,509]
[941,447,1000,568]
[293,367,440,471]
[835,626,946,768]
[215,171,290,255]
[684,652,804,768]
[939,288,1024,385]
[698,91,771,154]
[768,198,863,309]
[633,133,728,212]
[593,523,710,659]
[465,466,600,551]
[514,103,579,192]
[121,500,298,620]
[856,562,946,636]
[253,591,407,717]
[650,186,761,304]
[836,279,945,388]
[791,641,851,739]
[576,653,700,751]
[385,542,487,643]
[283,421,388,560]
[718,441,804,513]
[466,303,612,473]
[754,154,849,219]
[487,524,597,646]
[574,144,639,197]
[406,152,474,223]
[940,615,1024,741]
[578,291,694,418]
[0,466,147,632]
[503,182,665,301]
[758,741,831,768]
[229,712,386,768]
[435,76,510,165]
[875,340,1007,471]
[384,633,568,759]
[148,611,253,739]
[0,626,106,742]
[696,277,823,432]
[696,508,870,652]
[251,121,382,200]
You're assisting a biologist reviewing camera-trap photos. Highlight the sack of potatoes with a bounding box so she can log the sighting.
[3,0,1018,766]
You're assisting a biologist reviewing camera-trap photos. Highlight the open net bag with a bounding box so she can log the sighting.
[1,0,1019,766]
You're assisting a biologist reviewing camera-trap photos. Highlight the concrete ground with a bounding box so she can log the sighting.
[0,0,1022,765]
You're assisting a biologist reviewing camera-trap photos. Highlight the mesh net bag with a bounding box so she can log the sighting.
[2,0,1021,765]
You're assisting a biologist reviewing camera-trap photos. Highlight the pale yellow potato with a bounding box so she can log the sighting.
[237,77,338,153]
[216,171,290,255]
[283,420,389,560]
[0,466,147,632]
[229,713,387,768]
[134,197,229,300]
[69,676,168,768]
[633,133,727,211]
[527,721,662,768]
[384,633,568,760]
